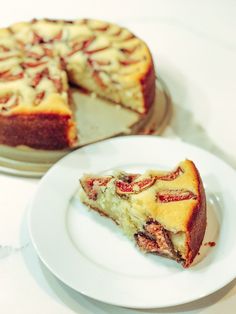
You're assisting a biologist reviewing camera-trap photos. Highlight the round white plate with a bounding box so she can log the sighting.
[28,136,236,309]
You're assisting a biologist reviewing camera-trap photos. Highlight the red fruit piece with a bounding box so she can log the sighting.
[0,94,11,103]
[53,30,63,41]
[0,56,16,62]
[94,24,109,32]
[123,34,135,41]
[81,176,112,200]
[25,51,42,59]
[34,91,45,105]
[116,177,155,195]
[0,44,10,52]
[31,68,49,87]
[156,167,183,181]
[119,59,139,66]
[32,73,42,87]
[8,72,24,81]
[134,178,156,191]
[42,47,54,57]
[67,37,96,57]
[116,181,134,193]
[93,71,107,89]
[82,36,95,50]
[144,221,176,258]
[87,177,111,187]
[112,29,122,36]
[67,36,95,57]
[32,32,44,44]
[135,232,159,253]
[21,61,47,68]
[85,46,109,55]
[204,241,216,247]
[67,42,83,57]
[120,46,138,54]
[0,71,23,81]
[16,40,25,50]
[0,95,19,111]
[157,190,197,203]
[60,57,67,70]
[51,78,63,93]
[0,69,10,77]
[118,173,139,183]
[88,58,111,67]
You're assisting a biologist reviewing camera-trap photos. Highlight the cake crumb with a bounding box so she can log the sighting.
[140,128,156,135]
[204,241,216,247]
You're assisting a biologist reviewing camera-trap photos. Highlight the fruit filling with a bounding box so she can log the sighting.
[135,220,183,261]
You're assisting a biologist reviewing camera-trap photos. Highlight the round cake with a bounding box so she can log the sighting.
[0,19,156,149]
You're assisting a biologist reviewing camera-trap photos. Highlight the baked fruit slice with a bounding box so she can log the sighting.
[79,160,207,267]
[0,19,155,149]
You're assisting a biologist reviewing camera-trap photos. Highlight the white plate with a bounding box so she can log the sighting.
[28,136,236,309]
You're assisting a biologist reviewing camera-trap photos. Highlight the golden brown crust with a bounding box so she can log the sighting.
[184,165,207,267]
[140,61,156,113]
[0,113,76,149]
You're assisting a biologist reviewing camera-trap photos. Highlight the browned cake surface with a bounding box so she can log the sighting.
[185,173,206,267]
[0,113,76,149]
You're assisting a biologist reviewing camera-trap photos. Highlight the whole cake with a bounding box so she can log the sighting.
[79,160,207,267]
[0,19,155,149]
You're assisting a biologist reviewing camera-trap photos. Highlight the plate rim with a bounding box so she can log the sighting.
[28,135,236,309]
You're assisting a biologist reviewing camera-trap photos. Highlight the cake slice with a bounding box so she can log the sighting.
[79,160,206,267]
[0,28,77,149]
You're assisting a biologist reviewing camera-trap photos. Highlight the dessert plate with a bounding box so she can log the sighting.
[28,136,236,308]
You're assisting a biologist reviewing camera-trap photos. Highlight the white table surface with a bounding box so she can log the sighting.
[1,0,236,313]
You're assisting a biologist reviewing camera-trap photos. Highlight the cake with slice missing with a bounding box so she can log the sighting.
[0,19,155,149]
[79,160,207,267]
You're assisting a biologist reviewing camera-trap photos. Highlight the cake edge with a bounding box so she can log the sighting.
[0,112,77,150]
[184,165,207,267]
